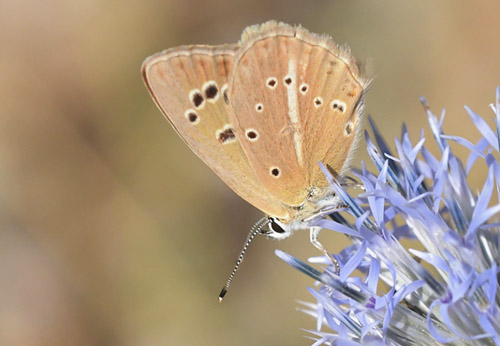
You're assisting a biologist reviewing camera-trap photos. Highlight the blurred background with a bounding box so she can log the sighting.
[1,0,499,345]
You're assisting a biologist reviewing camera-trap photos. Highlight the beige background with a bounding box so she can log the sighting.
[1,1,499,345]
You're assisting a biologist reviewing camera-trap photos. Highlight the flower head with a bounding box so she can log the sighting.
[277,88,500,345]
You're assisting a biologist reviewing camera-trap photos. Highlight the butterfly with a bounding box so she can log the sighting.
[142,21,369,300]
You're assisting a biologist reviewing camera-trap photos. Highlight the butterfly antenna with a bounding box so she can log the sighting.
[218,217,270,302]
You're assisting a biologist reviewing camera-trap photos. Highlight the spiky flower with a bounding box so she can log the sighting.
[276,88,500,345]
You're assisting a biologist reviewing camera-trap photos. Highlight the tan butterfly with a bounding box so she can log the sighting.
[142,21,369,300]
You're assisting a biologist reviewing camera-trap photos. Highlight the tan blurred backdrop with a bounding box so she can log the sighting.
[1,0,499,345]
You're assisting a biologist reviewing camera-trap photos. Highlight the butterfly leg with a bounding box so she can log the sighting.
[303,204,349,224]
[309,226,340,275]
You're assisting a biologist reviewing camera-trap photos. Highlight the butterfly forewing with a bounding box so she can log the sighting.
[228,23,367,208]
[142,45,289,218]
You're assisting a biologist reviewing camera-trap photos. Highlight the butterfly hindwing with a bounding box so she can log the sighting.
[142,45,290,218]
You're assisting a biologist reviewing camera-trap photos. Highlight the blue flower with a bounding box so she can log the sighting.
[276,88,500,345]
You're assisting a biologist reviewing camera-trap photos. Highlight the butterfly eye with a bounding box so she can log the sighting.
[269,218,286,234]
[255,103,264,112]
[299,83,309,95]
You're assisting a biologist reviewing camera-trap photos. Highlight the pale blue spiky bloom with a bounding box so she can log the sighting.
[276,88,500,345]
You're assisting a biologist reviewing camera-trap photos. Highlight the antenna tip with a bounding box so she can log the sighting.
[218,287,228,303]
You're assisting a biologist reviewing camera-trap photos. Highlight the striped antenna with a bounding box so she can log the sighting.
[218,217,270,302]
